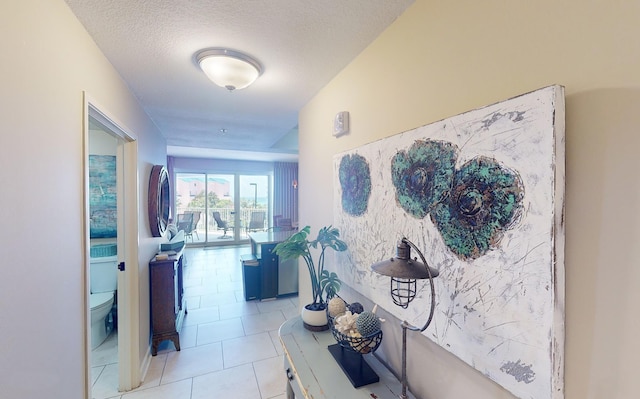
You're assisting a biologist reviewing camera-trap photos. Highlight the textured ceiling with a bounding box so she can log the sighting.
[65,0,414,161]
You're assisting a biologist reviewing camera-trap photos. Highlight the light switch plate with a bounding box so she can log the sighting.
[333,111,349,137]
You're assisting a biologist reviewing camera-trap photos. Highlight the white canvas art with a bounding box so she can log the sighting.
[333,85,565,399]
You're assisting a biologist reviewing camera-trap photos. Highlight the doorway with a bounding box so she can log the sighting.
[84,97,140,397]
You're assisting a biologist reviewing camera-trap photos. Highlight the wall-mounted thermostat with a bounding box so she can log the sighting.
[333,111,349,137]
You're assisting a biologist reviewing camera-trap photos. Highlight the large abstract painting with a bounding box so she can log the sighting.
[89,155,117,238]
[333,86,565,399]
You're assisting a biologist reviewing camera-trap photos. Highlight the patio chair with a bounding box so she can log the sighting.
[183,211,201,241]
[276,217,293,231]
[247,211,266,233]
[176,213,193,234]
[212,211,233,239]
[272,214,294,231]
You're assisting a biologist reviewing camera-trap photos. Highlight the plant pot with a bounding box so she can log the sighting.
[301,303,329,331]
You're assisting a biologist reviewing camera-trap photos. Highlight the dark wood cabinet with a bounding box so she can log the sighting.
[149,250,186,356]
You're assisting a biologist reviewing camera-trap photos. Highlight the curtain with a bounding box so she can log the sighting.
[273,162,298,225]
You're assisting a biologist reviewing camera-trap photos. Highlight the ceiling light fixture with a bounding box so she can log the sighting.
[195,48,263,91]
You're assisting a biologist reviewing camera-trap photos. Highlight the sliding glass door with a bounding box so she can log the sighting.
[205,174,235,243]
[174,172,270,245]
[239,175,269,240]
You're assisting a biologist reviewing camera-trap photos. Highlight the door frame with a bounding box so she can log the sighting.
[83,93,140,396]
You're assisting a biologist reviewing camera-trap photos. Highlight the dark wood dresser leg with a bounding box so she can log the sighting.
[172,333,181,351]
[151,339,159,356]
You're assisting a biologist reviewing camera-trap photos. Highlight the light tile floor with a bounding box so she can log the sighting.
[91,245,296,399]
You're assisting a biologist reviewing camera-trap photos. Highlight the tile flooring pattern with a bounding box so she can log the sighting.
[91,245,297,399]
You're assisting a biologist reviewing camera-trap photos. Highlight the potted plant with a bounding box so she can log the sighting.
[274,225,347,330]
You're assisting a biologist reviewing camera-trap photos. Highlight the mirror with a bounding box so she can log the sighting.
[148,165,170,237]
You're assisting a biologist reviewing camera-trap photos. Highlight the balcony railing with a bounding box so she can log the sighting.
[174,207,267,243]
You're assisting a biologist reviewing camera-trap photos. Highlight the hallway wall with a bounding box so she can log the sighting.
[299,1,640,398]
[0,1,167,397]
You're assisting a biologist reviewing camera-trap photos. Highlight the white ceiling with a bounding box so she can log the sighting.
[65,0,414,162]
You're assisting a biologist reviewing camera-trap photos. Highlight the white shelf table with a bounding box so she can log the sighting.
[279,316,414,399]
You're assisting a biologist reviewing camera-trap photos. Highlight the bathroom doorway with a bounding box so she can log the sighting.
[84,97,140,397]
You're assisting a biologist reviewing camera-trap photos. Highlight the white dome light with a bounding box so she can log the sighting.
[196,48,263,91]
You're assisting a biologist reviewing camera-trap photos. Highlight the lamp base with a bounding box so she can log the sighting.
[327,344,380,388]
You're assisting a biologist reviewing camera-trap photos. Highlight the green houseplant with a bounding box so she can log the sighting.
[274,225,347,330]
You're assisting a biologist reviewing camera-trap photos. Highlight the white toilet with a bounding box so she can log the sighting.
[90,254,117,349]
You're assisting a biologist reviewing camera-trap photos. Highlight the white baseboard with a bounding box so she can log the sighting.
[139,346,153,386]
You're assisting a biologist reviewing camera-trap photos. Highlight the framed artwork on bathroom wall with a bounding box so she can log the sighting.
[89,155,117,238]
[333,85,565,399]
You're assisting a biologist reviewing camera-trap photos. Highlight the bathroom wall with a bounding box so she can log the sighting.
[90,128,118,156]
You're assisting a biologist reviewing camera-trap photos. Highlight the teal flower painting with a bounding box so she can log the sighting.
[391,140,458,219]
[334,86,565,399]
[430,156,525,260]
[339,154,371,216]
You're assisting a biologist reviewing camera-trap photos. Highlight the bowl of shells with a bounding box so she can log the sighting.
[326,297,384,354]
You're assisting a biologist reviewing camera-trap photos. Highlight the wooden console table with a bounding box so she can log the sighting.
[279,317,414,399]
[149,248,186,356]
